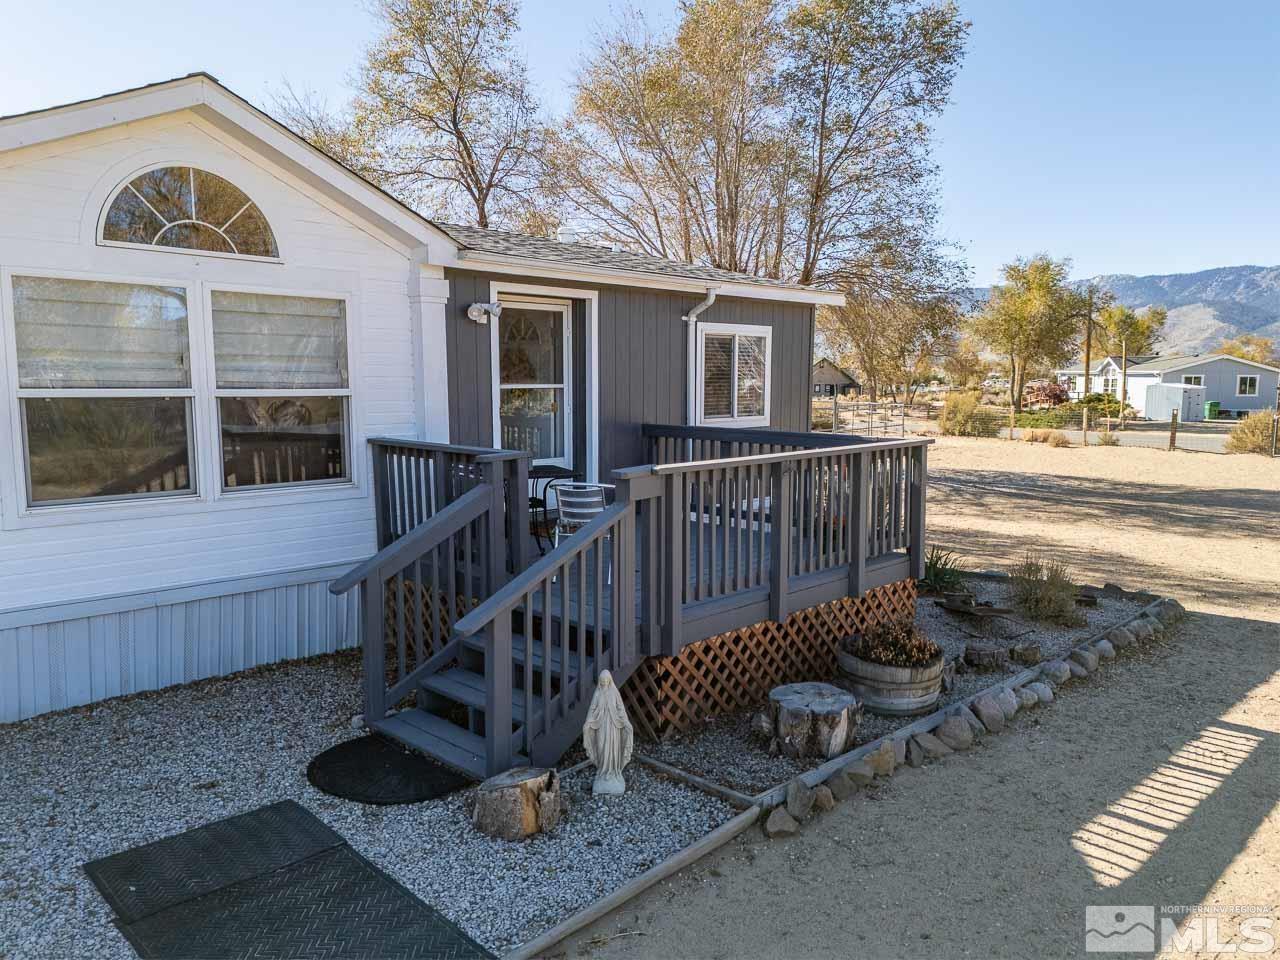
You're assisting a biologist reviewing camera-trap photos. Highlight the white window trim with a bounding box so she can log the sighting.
[96,163,284,264]
[488,281,600,483]
[1182,375,1204,387]
[694,321,772,428]
[1237,374,1259,397]
[0,266,363,530]
[489,297,573,470]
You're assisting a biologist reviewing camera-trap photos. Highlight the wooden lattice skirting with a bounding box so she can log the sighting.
[621,578,917,741]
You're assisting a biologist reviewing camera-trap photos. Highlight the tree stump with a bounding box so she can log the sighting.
[472,767,562,841]
[756,682,862,759]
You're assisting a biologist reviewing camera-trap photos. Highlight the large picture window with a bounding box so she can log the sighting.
[11,276,195,505]
[696,323,771,427]
[211,291,350,490]
[1237,375,1259,397]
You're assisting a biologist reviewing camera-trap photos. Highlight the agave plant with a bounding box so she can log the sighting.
[920,546,965,595]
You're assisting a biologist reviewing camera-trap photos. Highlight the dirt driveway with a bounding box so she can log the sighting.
[563,437,1279,959]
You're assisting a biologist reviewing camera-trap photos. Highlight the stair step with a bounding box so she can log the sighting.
[461,633,596,677]
[423,667,533,720]
[370,709,526,780]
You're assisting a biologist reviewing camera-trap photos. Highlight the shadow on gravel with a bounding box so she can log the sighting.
[930,469,1279,541]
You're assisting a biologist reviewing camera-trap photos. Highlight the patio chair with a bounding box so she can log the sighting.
[549,482,616,583]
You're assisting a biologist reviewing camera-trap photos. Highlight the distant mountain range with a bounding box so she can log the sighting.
[970,264,1280,355]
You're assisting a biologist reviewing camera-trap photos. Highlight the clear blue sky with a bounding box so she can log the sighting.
[2,0,1275,285]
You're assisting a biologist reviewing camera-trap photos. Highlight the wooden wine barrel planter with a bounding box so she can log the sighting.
[836,650,943,717]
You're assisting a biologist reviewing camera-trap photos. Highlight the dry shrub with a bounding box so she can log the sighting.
[1095,430,1119,446]
[844,616,941,668]
[1045,430,1071,448]
[939,393,999,438]
[1226,412,1277,455]
[1009,552,1084,625]
[1022,429,1044,443]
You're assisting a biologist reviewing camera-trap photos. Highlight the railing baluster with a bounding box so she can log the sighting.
[719,467,729,597]
[770,460,792,623]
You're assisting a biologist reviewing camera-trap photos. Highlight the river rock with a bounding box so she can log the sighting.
[1027,681,1054,704]
[934,715,974,751]
[913,731,953,760]
[1040,660,1071,685]
[1070,647,1099,673]
[844,759,874,786]
[764,806,799,838]
[868,740,896,777]
[813,785,836,812]
[971,696,1005,733]
[825,770,856,801]
[957,705,986,737]
[786,779,816,820]
[1142,615,1165,637]
[996,688,1020,720]
[1093,638,1116,660]
[892,738,907,766]
[906,737,925,768]
[1129,618,1154,641]
[1107,626,1135,650]
[1068,659,1088,679]
[1015,686,1039,710]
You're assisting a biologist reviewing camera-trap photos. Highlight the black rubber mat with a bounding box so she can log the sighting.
[306,734,473,805]
[84,800,491,960]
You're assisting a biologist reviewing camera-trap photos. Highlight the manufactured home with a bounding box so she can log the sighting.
[0,74,930,777]
[812,358,861,397]
[1055,354,1157,400]
[1119,354,1280,419]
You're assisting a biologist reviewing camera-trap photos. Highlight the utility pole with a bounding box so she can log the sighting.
[1081,288,1094,440]
[1119,338,1128,430]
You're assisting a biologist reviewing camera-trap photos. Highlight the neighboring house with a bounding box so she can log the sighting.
[811,358,860,397]
[1119,354,1280,419]
[1055,355,1158,400]
[0,73,932,777]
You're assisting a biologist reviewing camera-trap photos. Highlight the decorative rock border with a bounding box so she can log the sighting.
[751,595,1184,814]
[501,595,1185,957]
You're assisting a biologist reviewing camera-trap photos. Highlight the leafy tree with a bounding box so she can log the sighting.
[541,0,969,300]
[819,294,960,401]
[275,0,543,228]
[970,255,1083,412]
[939,335,989,388]
[1090,304,1167,357]
[1216,334,1279,365]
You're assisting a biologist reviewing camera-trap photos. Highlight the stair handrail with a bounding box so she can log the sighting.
[330,485,492,596]
[452,500,631,637]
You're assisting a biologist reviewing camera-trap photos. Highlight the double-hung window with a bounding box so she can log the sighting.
[1182,375,1203,387]
[211,291,350,490]
[1237,375,1259,397]
[696,323,771,427]
[12,276,195,505]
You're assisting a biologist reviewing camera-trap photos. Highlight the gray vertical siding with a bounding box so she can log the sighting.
[1158,357,1279,413]
[0,566,360,723]
[445,268,815,476]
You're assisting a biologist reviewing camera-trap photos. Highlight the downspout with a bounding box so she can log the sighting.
[684,287,719,426]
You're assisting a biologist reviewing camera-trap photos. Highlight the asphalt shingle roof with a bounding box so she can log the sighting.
[436,222,823,292]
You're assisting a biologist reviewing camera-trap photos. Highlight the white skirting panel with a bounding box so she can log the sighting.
[0,566,362,723]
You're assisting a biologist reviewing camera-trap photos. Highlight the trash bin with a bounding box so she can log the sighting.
[1204,401,1220,420]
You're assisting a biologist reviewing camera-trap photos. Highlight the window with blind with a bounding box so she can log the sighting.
[12,276,195,505]
[696,323,771,427]
[211,290,350,490]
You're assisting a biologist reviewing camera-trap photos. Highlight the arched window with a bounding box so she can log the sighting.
[102,166,279,258]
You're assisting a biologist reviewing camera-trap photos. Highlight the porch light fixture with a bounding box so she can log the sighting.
[467,301,502,325]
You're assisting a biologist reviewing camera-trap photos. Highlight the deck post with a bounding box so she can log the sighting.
[662,471,685,656]
[485,618,513,774]
[908,444,927,581]
[769,460,793,623]
[504,455,531,576]
[371,443,391,549]
[361,577,386,722]
[480,463,507,595]
[849,451,869,598]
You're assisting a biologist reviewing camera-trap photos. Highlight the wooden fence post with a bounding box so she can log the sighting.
[1271,414,1278,458]
[1168,409,1179,452]
[770,461,793,623]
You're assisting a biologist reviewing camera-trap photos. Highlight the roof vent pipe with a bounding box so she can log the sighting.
[684,287,719,427]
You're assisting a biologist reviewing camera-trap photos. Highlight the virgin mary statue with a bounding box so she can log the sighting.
[583,671,634,795]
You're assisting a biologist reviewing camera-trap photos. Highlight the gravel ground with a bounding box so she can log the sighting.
[643,580,1143,795]
[0,652,732,958]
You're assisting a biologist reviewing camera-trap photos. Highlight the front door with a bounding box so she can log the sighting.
[493,299,572,468]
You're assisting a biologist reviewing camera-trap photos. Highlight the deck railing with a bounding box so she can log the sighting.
[633,424,930,652]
